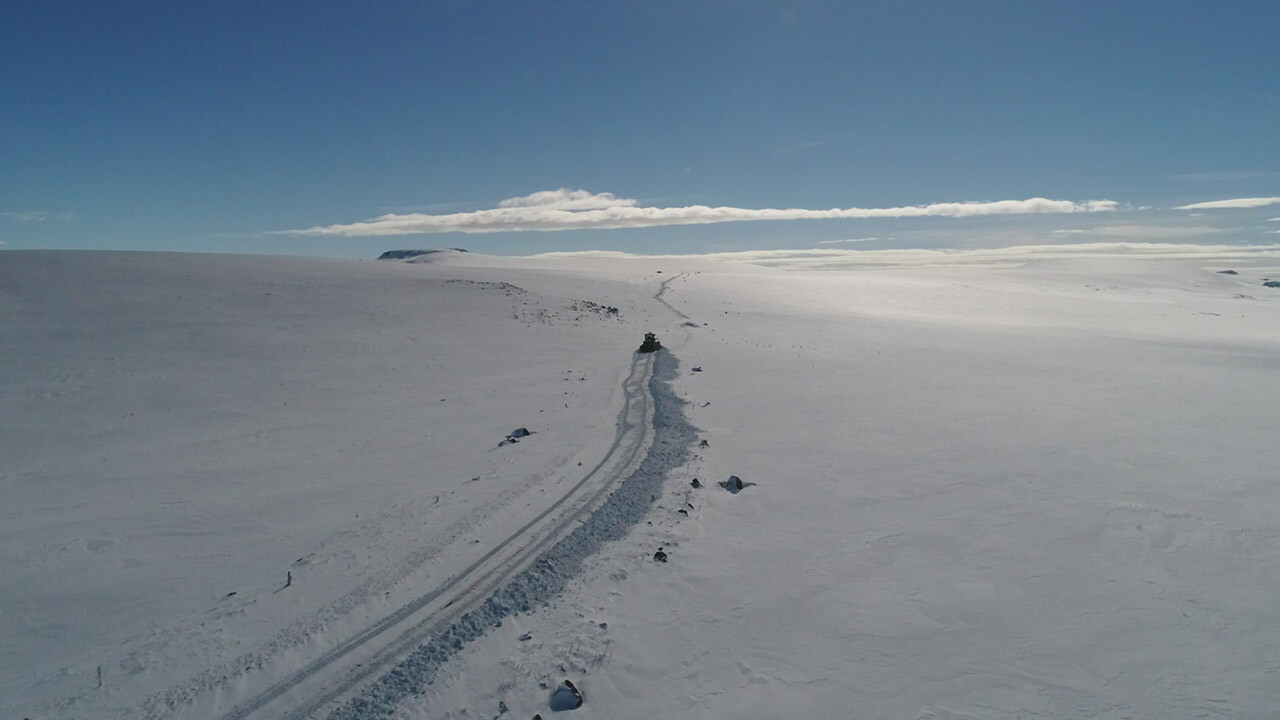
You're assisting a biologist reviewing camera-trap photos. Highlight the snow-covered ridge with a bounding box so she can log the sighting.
[376,248,470,261]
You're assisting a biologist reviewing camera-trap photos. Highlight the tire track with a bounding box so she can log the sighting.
[326,349,694,720]
[654,273,691,320]
[217,352,656,720]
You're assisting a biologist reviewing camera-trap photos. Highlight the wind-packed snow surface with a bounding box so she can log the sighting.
[4,245,1280,719]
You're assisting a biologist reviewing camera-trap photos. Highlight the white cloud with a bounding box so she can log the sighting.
[1,210,73,222]
[1175,197,1280,210]
[1267,217,1280,222]
[497,189,638,211]
[2,211,47,222]
[776,128,864,156]
[281,189,1119,237]
[816,237,885,244]
[1052,224,1223,240]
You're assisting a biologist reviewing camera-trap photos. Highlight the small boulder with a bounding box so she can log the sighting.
[719,475,755,493]
[691,366,702,372]
[1264,280,1280,288]
[500,427,536,446]
[653,547,668,563]
[549,679,584,711]
[1218,269,1239,275]
[691,478,702,488]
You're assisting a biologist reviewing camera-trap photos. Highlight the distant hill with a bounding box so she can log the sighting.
[377,248,469,261]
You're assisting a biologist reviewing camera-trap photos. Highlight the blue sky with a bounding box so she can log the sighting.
[3,1,1278,258]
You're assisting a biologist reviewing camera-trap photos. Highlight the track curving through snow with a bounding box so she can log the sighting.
[324,348,695,718]
[209,346,695,720]
[654,273,691,321]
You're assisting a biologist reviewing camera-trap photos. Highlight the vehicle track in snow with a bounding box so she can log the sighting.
[326,348,694,720]
[214,351,657,720]
[654,273,691,321]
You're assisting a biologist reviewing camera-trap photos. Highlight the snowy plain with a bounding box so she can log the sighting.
[3,244,1280,719]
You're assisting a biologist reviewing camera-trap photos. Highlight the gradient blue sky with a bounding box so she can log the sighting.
[3,1,1278,258]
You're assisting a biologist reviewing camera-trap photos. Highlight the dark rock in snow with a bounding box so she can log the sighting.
[1218,269,1239,275]
[719,475,755,493]
[549,679,584,711]
[499,427,536,446]
[691,478,701,488]
[653,548,668,563]
[1264,280,1280,288]
[691,366,702,372]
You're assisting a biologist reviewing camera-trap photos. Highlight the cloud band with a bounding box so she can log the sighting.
[279,189,1118,237]
[1175,197,1280,210]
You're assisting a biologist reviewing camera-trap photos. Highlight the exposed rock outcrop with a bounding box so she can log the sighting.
[549,679,584,711]
[376,248,469,260]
